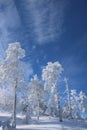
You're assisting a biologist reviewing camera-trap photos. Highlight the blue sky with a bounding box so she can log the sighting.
[0,0,87,93]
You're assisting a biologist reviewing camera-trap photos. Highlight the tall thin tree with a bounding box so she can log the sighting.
[64,77,72,118]
[0,42,25,129]
[42,62,63,121]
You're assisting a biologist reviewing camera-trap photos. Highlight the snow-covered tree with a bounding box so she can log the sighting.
[63,87,87,119]
[42,62,63,121]
[79,91,87,117]
[70,89,80,119]
[0,42,25,129]
[19,80,34,124]
[63,78,72,118]
[0,87,14,112]
[28,75,45,120]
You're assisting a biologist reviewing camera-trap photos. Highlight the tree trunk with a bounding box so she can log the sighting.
[12,80,17,129]
[58,96,62,122]
[25,105,31,124]
[56,83,62,122]
[37,100,40,120]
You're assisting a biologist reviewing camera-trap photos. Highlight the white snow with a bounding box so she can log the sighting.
[0,113,87,130]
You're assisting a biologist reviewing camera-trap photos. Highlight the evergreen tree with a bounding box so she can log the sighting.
[28,75,45,120]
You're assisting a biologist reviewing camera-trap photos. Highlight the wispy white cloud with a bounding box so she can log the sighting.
[0,0,21,29]
[0,0,21,60]
[19,0,68,44]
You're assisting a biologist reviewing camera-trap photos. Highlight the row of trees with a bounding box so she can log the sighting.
[0,42,87,129]
[63,78,87,119]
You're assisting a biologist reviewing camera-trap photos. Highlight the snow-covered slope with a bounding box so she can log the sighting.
[0,113,87,130]
[17,116,87,130]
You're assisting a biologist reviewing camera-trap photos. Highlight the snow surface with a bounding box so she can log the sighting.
[0,113,87,130]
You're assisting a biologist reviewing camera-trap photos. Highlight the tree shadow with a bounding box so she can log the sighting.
[16,118,87,130]
[0,115,87,130]
[59,119,87,129]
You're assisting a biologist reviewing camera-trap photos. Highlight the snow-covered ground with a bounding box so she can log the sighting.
[0,113,87,130]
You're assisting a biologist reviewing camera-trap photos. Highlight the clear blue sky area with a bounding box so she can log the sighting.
[0,0,87,93]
